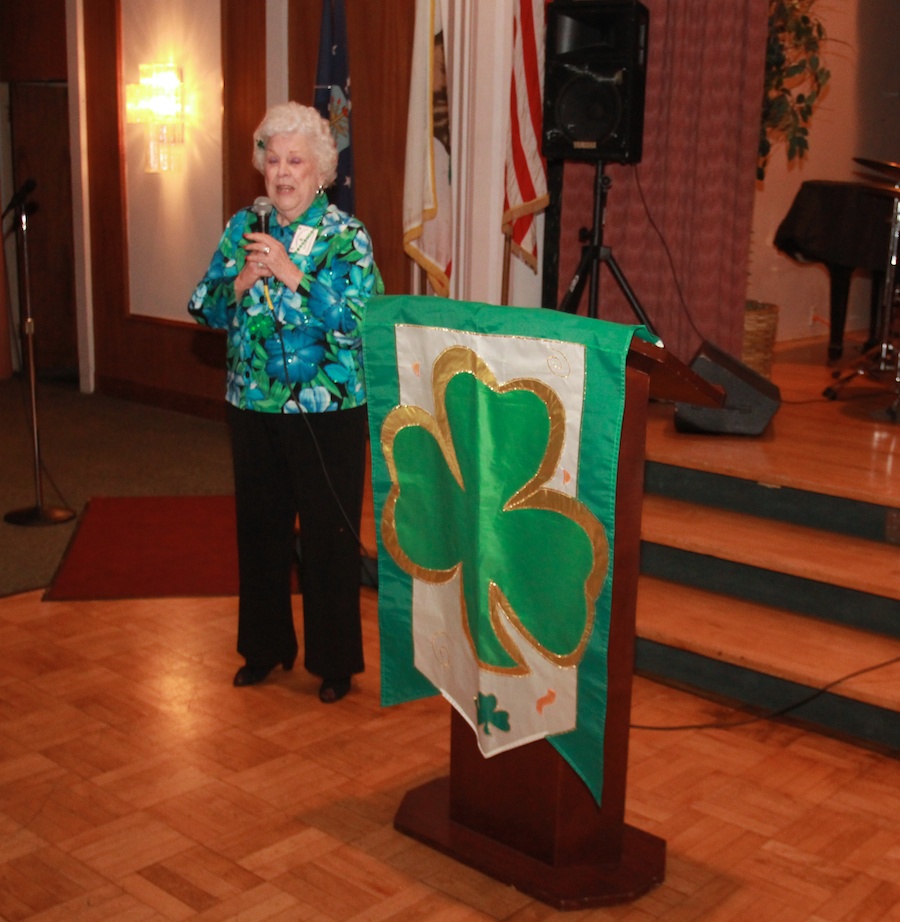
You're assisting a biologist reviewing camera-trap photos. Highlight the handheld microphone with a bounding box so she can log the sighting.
[2,178,36,219]
[250,196,275,291]
[250,196,274,233]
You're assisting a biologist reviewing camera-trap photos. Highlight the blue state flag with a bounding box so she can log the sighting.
[314,0,354,215]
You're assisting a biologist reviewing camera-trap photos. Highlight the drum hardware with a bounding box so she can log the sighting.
[822,158,900,421]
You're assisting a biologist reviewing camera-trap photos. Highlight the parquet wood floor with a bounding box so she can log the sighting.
[2,333,899,920]
[1,585,899,921]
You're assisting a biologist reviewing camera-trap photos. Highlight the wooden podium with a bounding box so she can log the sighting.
[393,339,723,910]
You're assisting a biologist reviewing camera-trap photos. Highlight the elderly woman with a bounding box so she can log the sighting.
[188,102,383,703]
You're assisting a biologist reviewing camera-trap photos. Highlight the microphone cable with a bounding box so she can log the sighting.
[631,165,707,343]
[260,256,378,579]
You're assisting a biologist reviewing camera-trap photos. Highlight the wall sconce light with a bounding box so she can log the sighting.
[126,63,185,172]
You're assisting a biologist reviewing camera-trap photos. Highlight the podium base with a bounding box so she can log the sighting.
[394,777,665,911]
[4,505,76,527]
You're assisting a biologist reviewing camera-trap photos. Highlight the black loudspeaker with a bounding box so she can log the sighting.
[543,0,649,163]
[674,341,781,436]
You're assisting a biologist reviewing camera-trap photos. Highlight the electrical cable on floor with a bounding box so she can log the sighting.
[631,652,900,732]
[781,390,879,406]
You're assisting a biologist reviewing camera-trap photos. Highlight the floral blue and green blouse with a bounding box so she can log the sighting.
[188,192,383,413]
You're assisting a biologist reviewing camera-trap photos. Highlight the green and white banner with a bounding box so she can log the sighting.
[363,295,649,804]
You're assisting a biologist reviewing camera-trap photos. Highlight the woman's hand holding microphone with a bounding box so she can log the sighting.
[235,232,303,298]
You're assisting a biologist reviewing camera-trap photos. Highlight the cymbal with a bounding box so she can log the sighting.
[853,178,900,197]
[854,156,900,176]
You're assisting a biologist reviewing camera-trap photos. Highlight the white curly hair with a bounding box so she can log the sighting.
[251,102,338,187]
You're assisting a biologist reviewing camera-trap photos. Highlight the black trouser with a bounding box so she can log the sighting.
[227,404,366,679]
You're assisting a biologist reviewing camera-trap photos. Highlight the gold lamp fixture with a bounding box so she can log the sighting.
[126,63,185,172]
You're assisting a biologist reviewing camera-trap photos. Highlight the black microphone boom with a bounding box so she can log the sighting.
[2,178,36,219]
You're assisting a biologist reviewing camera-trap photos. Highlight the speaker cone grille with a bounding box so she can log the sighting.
[554,72,622,146]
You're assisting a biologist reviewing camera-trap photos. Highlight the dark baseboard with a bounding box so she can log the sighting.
[95,376,227,422]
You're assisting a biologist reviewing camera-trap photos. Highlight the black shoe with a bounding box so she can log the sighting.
[318,676,351,703]
[233,658,295,687]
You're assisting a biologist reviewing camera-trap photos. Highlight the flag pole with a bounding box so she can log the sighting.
[501,233,512,306]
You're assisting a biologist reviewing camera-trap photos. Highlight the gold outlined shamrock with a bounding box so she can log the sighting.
[381,346,608,674]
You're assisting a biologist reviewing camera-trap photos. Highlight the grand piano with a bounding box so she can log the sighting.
[774,179,896,360]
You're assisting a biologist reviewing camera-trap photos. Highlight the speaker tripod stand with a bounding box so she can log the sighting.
[558,161,660,339]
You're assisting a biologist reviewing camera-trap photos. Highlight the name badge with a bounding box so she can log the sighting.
[289,225,318,256]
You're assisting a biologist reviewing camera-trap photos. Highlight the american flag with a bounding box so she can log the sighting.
[503,0,549,270]
[502,0,548,273]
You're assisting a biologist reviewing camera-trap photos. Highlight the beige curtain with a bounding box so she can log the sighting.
[556,0,768,363]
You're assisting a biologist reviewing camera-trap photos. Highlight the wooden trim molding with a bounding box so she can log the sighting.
[221,3,267,221]
[84,0,128,364]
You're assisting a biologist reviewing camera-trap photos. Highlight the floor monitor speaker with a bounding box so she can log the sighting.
[674,341,781,436]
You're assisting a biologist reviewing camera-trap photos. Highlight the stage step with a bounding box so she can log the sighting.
[644,460,900,543]
[635,576,900,750]
[640,492,900,638]
[636,466,900,751]
[642,492,900,599]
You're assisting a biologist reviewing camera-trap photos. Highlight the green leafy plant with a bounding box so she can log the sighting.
[758,0,831,181]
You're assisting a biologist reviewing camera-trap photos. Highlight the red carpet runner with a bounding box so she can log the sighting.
[44,495,239,600]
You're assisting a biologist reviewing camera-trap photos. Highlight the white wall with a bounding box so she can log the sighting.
[747,0,899,343]
[121,0,223,323]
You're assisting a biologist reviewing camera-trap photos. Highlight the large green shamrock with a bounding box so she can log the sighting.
[381,347,608,673]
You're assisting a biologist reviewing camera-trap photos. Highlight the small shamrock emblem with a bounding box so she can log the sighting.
[476,693,510,736]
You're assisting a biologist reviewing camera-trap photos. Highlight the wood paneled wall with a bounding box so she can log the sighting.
[287,1,415,297]
[1,0,74,375]
[85,0,414,419]
[221,5,267,222]
[0,0,67,81]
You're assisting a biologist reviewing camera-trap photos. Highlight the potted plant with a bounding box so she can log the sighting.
[757,0,831,181]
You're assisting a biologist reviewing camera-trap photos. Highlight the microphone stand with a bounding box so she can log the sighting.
[4,189,76,527]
